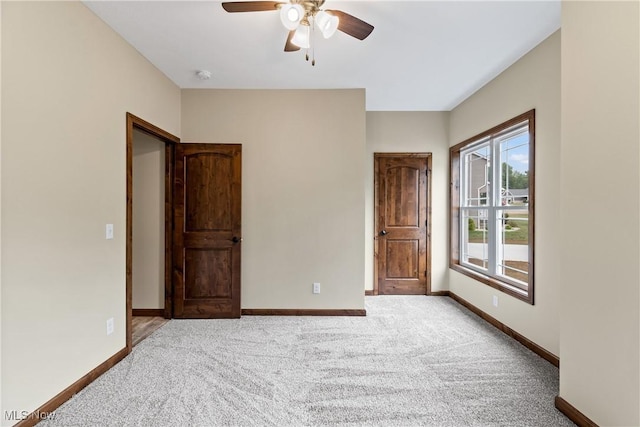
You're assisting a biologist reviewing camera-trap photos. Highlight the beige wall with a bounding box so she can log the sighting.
[560,2,639,425]
[132,130,166,310]
[449,31,561,356]
[1,2,180,423]
[365,112,449,292]
[181,89,366,310]
[0,0,3,417]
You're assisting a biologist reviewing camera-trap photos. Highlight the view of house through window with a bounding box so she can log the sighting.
[450,110,535,303]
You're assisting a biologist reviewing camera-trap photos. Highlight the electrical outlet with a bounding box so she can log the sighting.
[106,317,114,335]
[313,282,321,294]
[492,295,498,308]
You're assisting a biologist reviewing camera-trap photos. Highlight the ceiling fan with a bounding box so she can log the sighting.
[221,1,374,65]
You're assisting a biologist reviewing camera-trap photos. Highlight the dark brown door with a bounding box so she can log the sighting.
[173,143,241,318]
[375,154,430,295]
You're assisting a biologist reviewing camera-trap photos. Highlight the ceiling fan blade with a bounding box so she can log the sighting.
[222,2,282,13]
[326,10,374,40]
[284,30,300,52]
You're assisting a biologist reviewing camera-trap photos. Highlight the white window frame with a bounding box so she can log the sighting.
[450,110,535,304]
[460,125,529,290]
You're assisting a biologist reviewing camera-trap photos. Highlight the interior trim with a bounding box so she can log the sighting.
[555,396,599,427]
[429,291,449,296]
[13,347,128,427]
[241,309,366,316]
[126,112,180,352]
[366,290,446,296]
[132,309,164,317]
[446,291,558,366]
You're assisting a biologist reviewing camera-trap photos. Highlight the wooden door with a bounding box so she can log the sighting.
[173,143,241,318]
[374,154,430,295]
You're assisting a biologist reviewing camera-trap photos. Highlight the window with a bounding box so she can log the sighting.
[450,110,535,304]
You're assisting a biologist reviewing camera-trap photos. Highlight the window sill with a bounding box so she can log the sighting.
[449,263,533,305]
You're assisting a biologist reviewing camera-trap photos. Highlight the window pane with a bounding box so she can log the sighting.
[497,209,528,286]
[499,132,529,207]
[463,145,490,207]
[462,208,488,270]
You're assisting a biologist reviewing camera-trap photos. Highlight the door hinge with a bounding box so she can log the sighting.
[425,220,428,227]
[425,270,427,277]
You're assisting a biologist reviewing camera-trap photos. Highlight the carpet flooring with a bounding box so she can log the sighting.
[41,296,573,426]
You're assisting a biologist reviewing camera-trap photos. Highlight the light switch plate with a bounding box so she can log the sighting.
[106,318,114,335]
[313,282,321,294]
[106,224,114,240]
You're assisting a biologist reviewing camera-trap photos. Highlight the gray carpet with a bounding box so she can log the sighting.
[42,296,574,426]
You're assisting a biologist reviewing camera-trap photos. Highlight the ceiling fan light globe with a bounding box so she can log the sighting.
[291,24,310,48]
[315,11,339,39]
[280,4,304,30]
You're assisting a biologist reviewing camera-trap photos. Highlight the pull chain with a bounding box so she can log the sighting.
[311,17,316,66]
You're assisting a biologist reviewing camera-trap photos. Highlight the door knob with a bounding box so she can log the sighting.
[232,236,243,243]
[379,230,387,236]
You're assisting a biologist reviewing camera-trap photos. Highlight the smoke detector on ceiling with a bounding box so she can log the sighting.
[196,70,212,80]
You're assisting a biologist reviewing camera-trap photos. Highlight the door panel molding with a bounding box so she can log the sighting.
[126,113,179,353]
[374,153,432,296]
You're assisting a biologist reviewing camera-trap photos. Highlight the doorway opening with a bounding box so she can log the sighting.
[126,113,179,352]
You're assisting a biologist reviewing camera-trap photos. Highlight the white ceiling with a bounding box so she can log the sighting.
[84,1,560,111]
